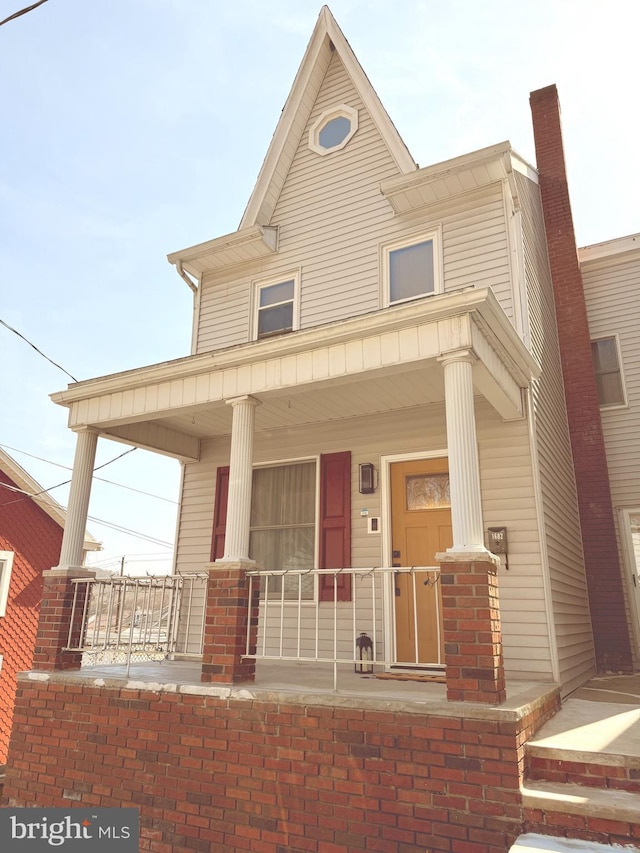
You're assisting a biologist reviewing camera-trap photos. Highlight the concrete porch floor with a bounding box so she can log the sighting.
[52,658,554,719]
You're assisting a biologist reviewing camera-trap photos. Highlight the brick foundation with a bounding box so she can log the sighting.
[440,556,507,705]
[2,675,560,853]
[201,561,260,684]
[32,568,94,672]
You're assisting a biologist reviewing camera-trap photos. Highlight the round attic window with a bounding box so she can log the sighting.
[309,105,358,156]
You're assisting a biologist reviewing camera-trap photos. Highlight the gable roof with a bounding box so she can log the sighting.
[0,448,101,552]
[240,5,416,228]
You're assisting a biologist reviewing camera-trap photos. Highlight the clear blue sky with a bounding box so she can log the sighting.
[1,0,636,573]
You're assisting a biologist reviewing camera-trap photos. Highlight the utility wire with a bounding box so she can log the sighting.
[0,0,48,28]
[0,317,77,382]
[0,480,173,547]
[0,447,136,508]
[85,516,173,548]
[0,442,178,504]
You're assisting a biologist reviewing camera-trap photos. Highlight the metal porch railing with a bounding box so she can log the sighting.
[65,574,208,675]
[245,565,442,690]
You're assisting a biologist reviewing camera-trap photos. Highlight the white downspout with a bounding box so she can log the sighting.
[175,261,201,355]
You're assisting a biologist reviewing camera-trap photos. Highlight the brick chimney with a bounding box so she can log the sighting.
[529,85,632,672]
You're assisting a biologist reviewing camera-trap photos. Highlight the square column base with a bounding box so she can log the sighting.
[201,561,260,684]
[438,555,506,705]
[33,568,95,671]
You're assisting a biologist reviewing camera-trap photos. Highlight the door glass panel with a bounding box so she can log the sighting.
[406,473,450,510]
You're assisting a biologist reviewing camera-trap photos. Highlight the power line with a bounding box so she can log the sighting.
[0,0,48,28]
[0,317,78,382]
[0,442,178,504]
[85,516,173,548]
[0,480,174,548]
[0,447,136,508]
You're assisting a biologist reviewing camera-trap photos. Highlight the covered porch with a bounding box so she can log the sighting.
[44,286,540,705]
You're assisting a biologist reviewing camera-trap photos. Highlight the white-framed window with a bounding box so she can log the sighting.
[591,335,627,408]
[0,551,15,617]
[382,229,443,307]
[252,273,300,341]
[249,459,317,600]
[308,104,358,156]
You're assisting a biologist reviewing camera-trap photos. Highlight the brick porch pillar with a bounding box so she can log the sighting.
[438,553,506,705]
[32,568,95,671]
[201,561,260,684]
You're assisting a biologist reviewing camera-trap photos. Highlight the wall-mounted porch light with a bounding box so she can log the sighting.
[359,462,375,494]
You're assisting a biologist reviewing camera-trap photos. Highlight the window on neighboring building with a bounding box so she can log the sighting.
[383,231,442,307]
[0,551,15,617]
[591,336,626,407]
[249,461,316,600]
[253,275,298,340]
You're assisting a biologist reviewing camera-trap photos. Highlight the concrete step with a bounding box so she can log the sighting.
[527,745,640,793]
[522,780,640,847]
[510,832,640,852]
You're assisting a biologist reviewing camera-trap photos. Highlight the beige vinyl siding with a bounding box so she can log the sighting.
[196,52,513,353]
[582,250,640,660]
[516,171,595,694]
[583,252,640,508]
[174,400,552,680]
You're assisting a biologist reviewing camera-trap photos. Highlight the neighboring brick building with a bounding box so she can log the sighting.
[0,449,100,770]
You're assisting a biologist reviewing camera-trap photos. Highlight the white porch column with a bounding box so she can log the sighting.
[221,395,260,562]
[57,429,98,569]
[439,350,488,553]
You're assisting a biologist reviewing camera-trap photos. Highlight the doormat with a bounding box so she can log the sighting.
[375,672,446,683]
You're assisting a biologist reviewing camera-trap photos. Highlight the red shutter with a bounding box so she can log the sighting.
[210,466,229,561]
[319,451,351,602]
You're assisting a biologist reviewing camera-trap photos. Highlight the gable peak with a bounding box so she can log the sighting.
[240,6,416,228]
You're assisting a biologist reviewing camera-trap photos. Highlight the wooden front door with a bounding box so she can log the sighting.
[391,458,452,666]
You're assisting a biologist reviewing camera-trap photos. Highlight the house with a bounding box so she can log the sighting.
[3,7,639,851]
[0,448,100,774]
[579,234,640,657]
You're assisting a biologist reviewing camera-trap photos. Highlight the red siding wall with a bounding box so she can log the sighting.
[0,469,63,765]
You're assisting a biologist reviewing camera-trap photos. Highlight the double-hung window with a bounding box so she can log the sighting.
[382,230,442,307]
[0,551,15,617]
[591,336,626,407]
[249,461,316,600]
[253,274,299,340]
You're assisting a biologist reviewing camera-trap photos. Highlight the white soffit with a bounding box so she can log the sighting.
[167,225,278,279]
[380,143,537,214]
[579,232,640,265]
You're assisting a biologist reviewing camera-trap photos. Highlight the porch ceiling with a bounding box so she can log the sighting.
[51,288,539,461]
[157,363,445,438]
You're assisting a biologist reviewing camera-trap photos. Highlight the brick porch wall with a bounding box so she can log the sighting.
[3,677,559,853]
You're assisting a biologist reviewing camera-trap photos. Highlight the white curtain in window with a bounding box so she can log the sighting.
[249,462,315,599]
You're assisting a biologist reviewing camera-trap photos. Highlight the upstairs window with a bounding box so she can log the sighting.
[383,230,442,307]
[591,336,626,407]
[309,105,358,156]
[0,551,15,617]
[253,274,299,340]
